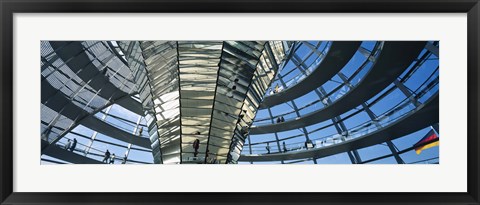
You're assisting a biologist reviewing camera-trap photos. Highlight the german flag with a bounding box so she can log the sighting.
[413,130,439,155]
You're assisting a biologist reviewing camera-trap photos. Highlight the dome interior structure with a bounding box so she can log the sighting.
[40,40,439,165]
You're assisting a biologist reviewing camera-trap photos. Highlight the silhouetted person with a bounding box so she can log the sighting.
[122,155,127,164]
[69,138,77,152]
[266,142,271,154]
[204,149,213,164]
[280,116,285,122]
[64,139,71,150]
[240,126,249,137]
[238,114,244,123]
[276,117,281,124]
[193,139,200,157]
[103,150,110,163]
[283,141,287,153]
[109,153,115,164]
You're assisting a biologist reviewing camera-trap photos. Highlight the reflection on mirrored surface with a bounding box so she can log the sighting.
[40,41,439,165]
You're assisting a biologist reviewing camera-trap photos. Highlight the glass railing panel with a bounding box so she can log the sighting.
[245,80,438,156]
[252,42,437,127]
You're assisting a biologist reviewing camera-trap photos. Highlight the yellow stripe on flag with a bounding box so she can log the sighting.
[415,141,439,155]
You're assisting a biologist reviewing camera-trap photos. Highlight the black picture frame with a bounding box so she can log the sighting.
[1,0,479,204]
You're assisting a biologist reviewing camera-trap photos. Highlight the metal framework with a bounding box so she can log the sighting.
[40,41,439,165]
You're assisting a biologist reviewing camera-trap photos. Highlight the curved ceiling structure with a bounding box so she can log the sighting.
[259,41,361,108]
[41,40,439,165]
[250,41,427,134]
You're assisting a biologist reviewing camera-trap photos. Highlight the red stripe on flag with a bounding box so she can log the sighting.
[414,130,438,147]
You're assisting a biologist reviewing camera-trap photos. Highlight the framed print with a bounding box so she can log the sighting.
[1,0,479,204]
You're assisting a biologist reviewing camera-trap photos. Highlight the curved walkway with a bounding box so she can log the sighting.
[239,93,438,161]
[250,41,427,134]
[41,141,102,164]
[49,41,143,115]
[259,42,362,108]
[42,77,151,150]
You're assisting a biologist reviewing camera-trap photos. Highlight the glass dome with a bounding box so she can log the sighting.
[40,41,439,164]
